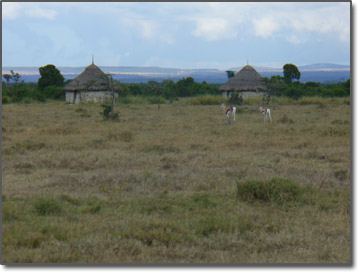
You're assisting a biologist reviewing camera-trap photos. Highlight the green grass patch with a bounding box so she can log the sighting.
[236,178,302,205]
[34,197,62,216]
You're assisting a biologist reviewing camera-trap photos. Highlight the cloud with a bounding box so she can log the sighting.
[191,17,237,41]
[287,5,349,42]
[26,6,57,20]
[252,17,280,38]
[120,17,175,44]
[2,3,22,20]
[250,3,349,42]
[3,2,57,20]
[286,35,303,44]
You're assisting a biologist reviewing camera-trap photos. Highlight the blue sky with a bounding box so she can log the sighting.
[2,2,351,69]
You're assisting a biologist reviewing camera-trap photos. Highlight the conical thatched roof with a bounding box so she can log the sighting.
[64,63,109,91]
[219,65,267,92]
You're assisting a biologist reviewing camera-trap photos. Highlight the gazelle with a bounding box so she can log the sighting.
[259,106,272,123]
[225,106,237,124]
[222,103,237,121]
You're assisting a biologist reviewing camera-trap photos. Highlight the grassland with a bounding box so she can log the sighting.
[2,97,351,263]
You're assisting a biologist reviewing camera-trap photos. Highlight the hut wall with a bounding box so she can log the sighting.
[65,91,118,104]
[222,91,230,98]
[66,91,75,104]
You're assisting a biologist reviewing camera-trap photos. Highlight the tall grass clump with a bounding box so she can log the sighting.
[100,104,119,121]
[236,178,302,205]
[34,197,62,216]
[189,95,223,105]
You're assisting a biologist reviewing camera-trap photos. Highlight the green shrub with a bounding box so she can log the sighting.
[228,93,243,105]
[34,197,62,216]
[42,85,65,100]
[100,104,119,121]
[236,178,302,205]
[2,96,10,104]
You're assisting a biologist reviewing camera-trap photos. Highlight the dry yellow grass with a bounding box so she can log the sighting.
[2,99,351,263]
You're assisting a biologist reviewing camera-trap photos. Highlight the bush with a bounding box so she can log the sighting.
[228,93,243,105]
[100,104,119,121]
[34,197,62,216]
[42,85,65,100]
[2,96,10,104]
[236,178,302,205]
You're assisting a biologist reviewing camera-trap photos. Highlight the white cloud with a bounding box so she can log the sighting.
[252,17,280,38]
[120,17,175,44]
[251,3,350,42]
[26,6,57,20]
[3,2,57,20]
[192,17,236,41]
[3,3,22,20]
[288,5,349,42]
[286,35,303,44]
[178,2,350,43]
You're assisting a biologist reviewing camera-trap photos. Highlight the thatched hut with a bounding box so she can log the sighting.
[219,65,267,98]
[64,62,117,104]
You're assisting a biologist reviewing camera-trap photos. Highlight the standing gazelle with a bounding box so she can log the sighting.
[222,103,237,123]
[259,106,272,123]
[225,106,237,123]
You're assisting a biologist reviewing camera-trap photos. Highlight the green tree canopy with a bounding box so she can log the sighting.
[261,75,287,96]
[3,74,12,84]
[38,64,65,90]
[283,63,301,83]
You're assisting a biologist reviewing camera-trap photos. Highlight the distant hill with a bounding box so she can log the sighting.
[2,63,350,84]
[298,63,350,70]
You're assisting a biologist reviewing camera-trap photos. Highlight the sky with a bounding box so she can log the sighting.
[2,1,351,69]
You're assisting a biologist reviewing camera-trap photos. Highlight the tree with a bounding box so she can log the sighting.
[3,74,12,84]
[10,70,21,85]
[283,63,301,84]
[7,70,22,98]
[38,64,64,90]
[261,75,287,96]
[147,81,162,109]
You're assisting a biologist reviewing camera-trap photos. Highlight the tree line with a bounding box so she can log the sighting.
[2,63,350,104]
[261,64,350,99]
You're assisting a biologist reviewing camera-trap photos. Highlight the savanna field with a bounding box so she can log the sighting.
[1,97,351,263]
